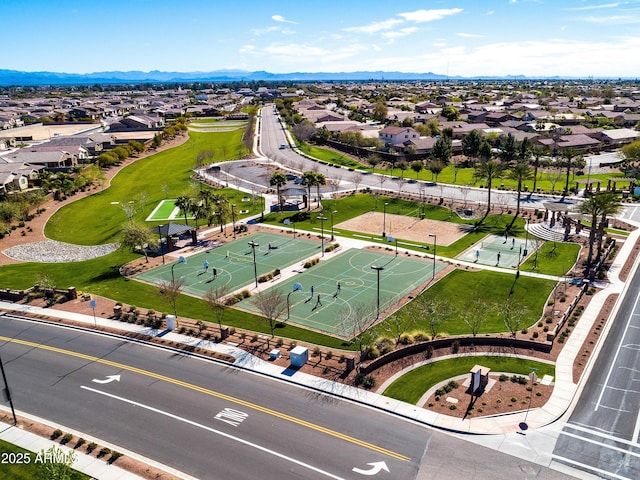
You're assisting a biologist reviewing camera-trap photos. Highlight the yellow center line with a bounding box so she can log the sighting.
[0,335,410,462]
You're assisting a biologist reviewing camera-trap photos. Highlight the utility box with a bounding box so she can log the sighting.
[290,346,308,367]
[166,315,176,331]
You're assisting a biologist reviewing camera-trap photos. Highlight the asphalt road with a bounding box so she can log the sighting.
[0,316,428,480]
[552,262,640,480]
[0,315,580,480]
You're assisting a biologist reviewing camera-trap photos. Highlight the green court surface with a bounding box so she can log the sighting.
[238,249,447,338]
[133,232,322,296]
[146,199,193,222]
[457,234,539,268]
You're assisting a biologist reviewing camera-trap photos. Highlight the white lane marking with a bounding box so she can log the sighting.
[92,375,121,384]
[553,454,633,480]
[80,386,348,480]
[595,284,640,413]
[560,430,640,459]
[566,422,640,448]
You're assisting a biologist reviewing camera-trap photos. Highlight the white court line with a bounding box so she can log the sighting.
[80,386,348,480]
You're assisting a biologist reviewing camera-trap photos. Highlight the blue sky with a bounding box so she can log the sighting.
[5,0,640,77]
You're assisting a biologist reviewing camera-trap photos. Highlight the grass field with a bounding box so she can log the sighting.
[134,232,322,296]
[0,440,89,480]
[382,356,555,404]
[238,248,446,337]
[44,127,262,245]
[372,269,556,339]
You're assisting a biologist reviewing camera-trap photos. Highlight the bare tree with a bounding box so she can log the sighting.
[350,171,364,192]
[460,186,471,208]
[336,303,377,365]
[396,177,406,195]
[500,297,528,337]
[416,296,452,340]
[377,174,388,193]
[158,278,184,319]
[384,313,416,345]
[204,285,231,334]
[547,171,564,194]
[161,182,171,199]
[251,289,287,337]
[460,298,491,337]
[120,201,136,220]
[496,193,510,214]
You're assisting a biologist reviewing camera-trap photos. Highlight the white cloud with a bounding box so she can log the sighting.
[382,27,419,39]
[457,32,486,38]
[272,15,298,24]
[344,18,403,34]
[251,26,296,36]
[484,10,495,16]
[566,2,627,10]
[578,14,640,23]
[398,8,463,23]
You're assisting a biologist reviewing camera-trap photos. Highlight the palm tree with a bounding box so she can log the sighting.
[530,146,547,193]
[508,161,533,227]
[474,160,504,218]
[174,195,194,226]
[269,172,287,212]
[314,173,326,207]
[561,147,578,196]
[301,171,317,211]
[576,192,621,278]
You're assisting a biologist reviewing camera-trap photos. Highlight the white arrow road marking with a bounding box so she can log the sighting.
[352,461,390,476]
[80,386,348,480]
[91,375,121,384]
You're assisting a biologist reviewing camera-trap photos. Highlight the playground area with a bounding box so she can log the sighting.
[133,232,321,296]
[336,212,474,246]
[457,234,539,268]
[237,248,447,338]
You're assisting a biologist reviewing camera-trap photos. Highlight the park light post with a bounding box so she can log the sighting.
[171,256,186,283]
[157,224,165,265]
[382,202,388,238]
[231,204,237,240]
[318,215,327,256]
[248,241,259,287]
[330,210,337,241]
[371,265,384,319]
[0,354,17,425]
[429,233,437,279]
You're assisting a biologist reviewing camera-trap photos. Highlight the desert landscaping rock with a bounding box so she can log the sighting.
[3,240,119,263]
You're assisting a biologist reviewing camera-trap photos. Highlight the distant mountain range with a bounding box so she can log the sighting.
[0,69,557,86]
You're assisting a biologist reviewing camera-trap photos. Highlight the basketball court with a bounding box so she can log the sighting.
[237,248,447,338]
[133,232,321,296]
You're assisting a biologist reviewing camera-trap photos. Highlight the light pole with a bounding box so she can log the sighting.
[171,256,186,283]
[231,204,237,240]
[371,266,384,319]
[157,224,165,265]
[330,210,337,241]
[248,241,259,287]
[318,215,327,256]
[0,354,17,425]
[429,233,437,279]
[382,202,388,238]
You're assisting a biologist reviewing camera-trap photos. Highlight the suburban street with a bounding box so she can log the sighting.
[0,315,428,480]
[214,104,581,215]
[0,315,579,480]
[552,261,640,479]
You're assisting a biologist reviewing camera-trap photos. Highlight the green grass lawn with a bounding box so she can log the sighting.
[0,440,89,480]
[44,129,262,245]
[372,269,556,338]
[520,241,583,276]
[382,356,555,404]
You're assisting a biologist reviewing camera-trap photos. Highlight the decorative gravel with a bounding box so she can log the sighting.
[3,240,119,263]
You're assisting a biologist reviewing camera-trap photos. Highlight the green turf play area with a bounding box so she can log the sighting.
[133,232,322,296]
[237,248,447,337]
[146,199,193,222]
